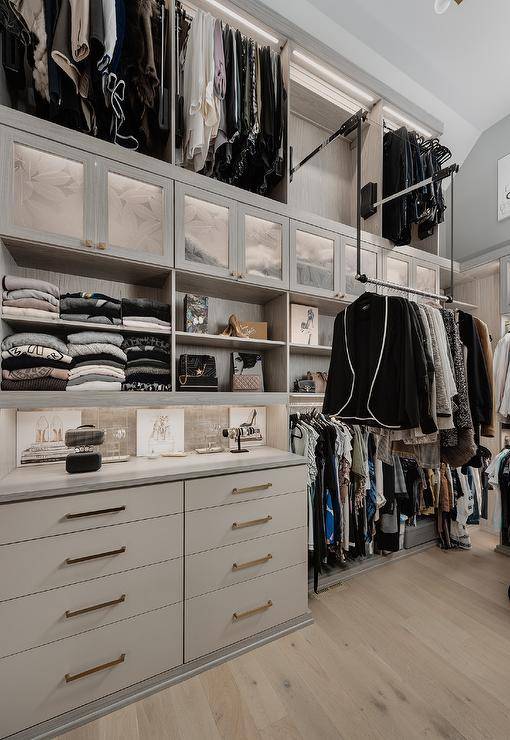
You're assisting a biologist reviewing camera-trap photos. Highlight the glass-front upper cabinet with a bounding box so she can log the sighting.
[237,205,289,289]
[97,161,172,265]
[413,260,439,296]
[290,221,341,298]
[383,253,412,296]
[0,128,95,250]
[175,182,237,279]
[341,237,381,298]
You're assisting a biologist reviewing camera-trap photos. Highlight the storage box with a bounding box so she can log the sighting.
[240,321,268,340]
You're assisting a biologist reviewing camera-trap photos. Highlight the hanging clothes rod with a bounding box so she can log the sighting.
[371,163,459,209]
[354,274,452,303]
[289,109,367,181]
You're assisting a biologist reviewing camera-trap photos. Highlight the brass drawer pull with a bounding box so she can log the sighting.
[65,594,126,619]
[233,600,273,621]
[232,515,272,530]
[65,653,125,683]
[84,239,94,248]
[233,554,272,571]
[65,506,126,520]
[232,483,272,495]
[65,546,126,565]
[97,241,107,250]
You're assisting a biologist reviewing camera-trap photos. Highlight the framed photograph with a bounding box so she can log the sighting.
[16,410,81,466]
[184,294,208,334]
[136,408,184,457]
[231,351,264,391]
[228,407,266,447]
[498,153,510,221]
[290,304,319,345]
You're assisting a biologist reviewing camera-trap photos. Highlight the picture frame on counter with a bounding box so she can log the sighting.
[228,406,266,447]
[136,408,185,458]
[16,409,81,466]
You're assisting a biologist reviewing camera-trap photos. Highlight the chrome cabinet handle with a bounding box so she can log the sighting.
[233,600,273,621]
[232,515,272,530]
[65,594,126,619]
[232,554,272,571]
[65,653,125,683]
[65,506,126,520]
[65,546,126,565]
[232,483,272,495]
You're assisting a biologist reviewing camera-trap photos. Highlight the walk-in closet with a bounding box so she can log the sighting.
[0,0,507,738]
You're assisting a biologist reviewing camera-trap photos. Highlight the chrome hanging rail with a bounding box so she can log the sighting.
[289,110,368,182]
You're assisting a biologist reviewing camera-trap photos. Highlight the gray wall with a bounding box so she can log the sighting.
[442,114,510,263]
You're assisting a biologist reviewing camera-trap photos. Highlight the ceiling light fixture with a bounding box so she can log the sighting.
[434,0,463,14]
[202,0,279,44]
[292,49,374,103]
[383,105,434,138]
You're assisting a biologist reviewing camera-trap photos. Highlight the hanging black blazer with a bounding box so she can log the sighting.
[323,292,437,433]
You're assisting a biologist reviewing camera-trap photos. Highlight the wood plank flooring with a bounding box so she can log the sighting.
[59,530,510,740]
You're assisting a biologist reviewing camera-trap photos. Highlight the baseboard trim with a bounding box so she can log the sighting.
[7,613,313,740]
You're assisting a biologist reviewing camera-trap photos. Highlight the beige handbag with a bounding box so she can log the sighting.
[232,375,262,392]
[307,371,328,394]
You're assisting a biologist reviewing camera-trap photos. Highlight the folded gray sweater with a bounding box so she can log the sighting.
[1,332,68,354]
[2,275,59,299]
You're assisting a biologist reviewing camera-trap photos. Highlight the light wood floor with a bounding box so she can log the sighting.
[59,529,510,740]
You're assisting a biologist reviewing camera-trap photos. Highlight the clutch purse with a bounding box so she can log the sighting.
[295,379,316,393]
[66,452,102,474]
[178,354,218,391]
[232,375,262,392]
[65,425,104,448]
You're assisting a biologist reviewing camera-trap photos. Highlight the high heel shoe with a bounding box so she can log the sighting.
[219,314,250,339]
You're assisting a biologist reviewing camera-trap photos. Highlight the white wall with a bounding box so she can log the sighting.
[442,114,510,263]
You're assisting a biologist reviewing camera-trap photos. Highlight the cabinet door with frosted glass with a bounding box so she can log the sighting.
[237,205,289,289]
[383,253,412,297]
[97,161,172,266]
[0,129,94,250]
[175,183,237,279]
[290,221,341,298]
[341,237,380,298]
[412,260,439,298]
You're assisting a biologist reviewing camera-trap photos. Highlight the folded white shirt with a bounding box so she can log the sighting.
[66,381,122,391]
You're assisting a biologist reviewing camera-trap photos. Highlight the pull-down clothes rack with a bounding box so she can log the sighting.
[291,110,459,303]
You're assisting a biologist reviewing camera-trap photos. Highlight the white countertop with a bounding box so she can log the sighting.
[0,447,306,503]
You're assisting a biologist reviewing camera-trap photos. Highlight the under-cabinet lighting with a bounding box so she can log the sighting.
[292,49,374,103]
[202,0,279,44]
[290,64,365,117]
[383,105,434,138]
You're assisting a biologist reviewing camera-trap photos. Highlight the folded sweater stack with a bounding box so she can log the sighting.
[1,332,71,390]
[2,275,60,320]
[121,298,171,332]
[122,334,171,391]
[66,332,127,391]
[60,293,122,325]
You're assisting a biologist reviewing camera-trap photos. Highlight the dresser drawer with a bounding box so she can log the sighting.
[0,482,183,545]
[0,514,182,601]
[186,465,306,511]
[0,603,183,739]
[185,490,306,555]
[0,558,182,659]
[185,563,308,662]
[186,527,306,598]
